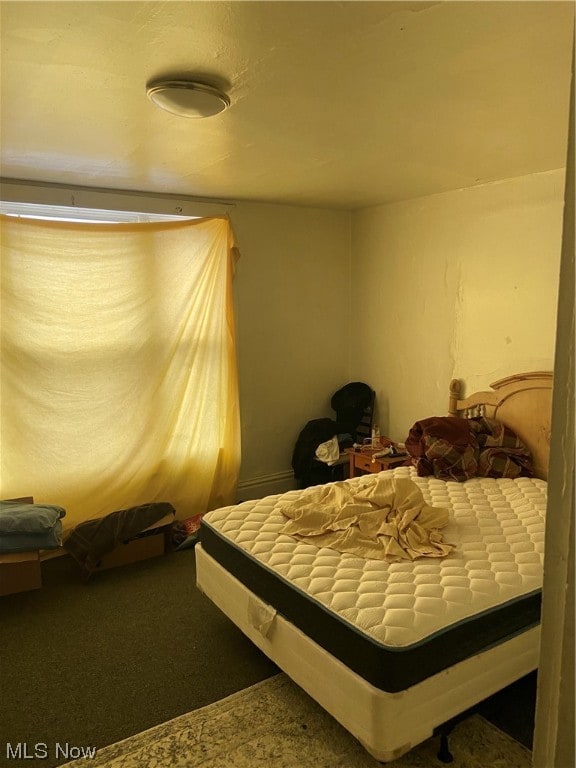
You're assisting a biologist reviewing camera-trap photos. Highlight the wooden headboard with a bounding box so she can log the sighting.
[448,371,553,479]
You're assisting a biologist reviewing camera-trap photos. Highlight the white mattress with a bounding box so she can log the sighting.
[197,466,546,761]
[202,466,546,651]
[195,545,540,761]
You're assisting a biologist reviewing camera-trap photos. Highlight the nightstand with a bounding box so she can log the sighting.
[344,448,408,478]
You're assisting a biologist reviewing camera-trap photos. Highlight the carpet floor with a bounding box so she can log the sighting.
[0,547,536,768]
[0,549,278,768]
[59,674,532,768]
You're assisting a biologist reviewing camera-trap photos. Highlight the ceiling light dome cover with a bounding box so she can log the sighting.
[146,80,230,118]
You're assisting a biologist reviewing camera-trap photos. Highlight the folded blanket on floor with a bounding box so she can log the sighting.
[278,476,453,562]
[63,502,175,576]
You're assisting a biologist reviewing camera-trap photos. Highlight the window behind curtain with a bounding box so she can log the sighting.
[0,214,240,532]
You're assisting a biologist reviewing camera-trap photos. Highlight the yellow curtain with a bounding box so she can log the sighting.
[0,214,240,533]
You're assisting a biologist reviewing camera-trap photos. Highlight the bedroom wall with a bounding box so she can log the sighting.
[229,202,351,498]
[349,169,566,442]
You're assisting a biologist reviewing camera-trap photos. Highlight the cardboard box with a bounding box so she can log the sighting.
[95,512,174,572]
[0,550,42,596]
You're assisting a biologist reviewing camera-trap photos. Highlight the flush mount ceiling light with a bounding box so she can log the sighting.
[146,79,230,118]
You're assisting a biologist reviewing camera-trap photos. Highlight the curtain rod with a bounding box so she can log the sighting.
[0,178,235,218]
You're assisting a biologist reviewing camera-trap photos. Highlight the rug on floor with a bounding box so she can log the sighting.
[62,673,532,768]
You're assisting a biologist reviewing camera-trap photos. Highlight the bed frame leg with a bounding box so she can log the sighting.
[437,731,454,763]
[437,721,456,763]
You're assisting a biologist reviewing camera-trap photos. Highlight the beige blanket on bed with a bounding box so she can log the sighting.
[278,476,454,562]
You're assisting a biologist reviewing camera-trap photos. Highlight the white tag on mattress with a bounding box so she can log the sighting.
[247,595,277,638]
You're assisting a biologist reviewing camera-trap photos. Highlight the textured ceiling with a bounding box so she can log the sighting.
[0,1,573,210]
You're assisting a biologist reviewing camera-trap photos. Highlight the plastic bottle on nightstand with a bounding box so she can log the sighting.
[371,425,381,449]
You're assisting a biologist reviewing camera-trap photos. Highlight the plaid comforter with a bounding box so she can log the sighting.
[405,416,533,482]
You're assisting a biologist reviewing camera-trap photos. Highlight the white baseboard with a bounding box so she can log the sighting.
[236,470,296,502]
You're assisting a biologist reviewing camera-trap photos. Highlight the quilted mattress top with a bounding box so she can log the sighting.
[202,466,547,648]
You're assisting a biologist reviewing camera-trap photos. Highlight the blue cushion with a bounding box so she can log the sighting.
[0,502,66,535]
[0,520,63,552]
